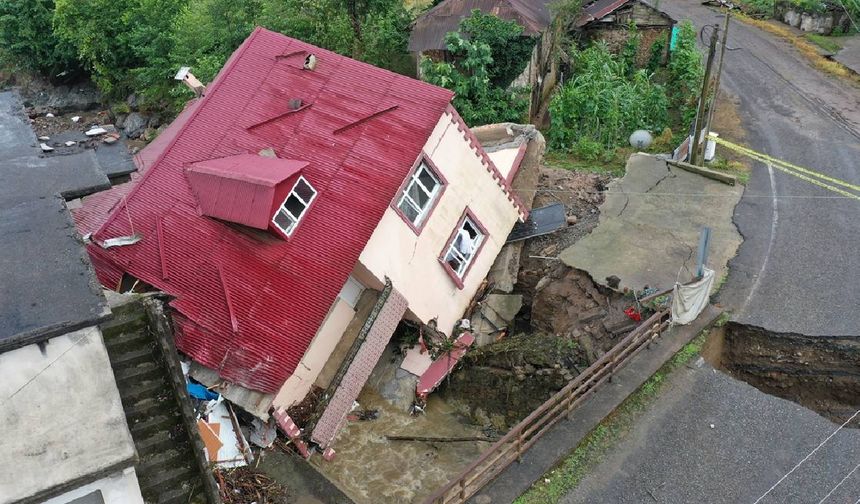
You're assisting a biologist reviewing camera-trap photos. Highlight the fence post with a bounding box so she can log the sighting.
[459,479,466,500]
[517,431,524,463]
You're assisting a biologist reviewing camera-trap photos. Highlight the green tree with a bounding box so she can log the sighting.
[421,31,527,126]
[0,0,80,80]
[619,21,641,76]
[459,10,536,87]
[259,0,412,72]
[668,21,704,125]
[53,0,183,97]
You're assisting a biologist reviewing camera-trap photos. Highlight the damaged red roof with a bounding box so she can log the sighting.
[80,27,454,394]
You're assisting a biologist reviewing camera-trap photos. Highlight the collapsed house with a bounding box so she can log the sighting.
[74,28,531,452]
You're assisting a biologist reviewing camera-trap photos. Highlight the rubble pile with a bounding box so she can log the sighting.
[215,467,288,504]
[440,166,654,428]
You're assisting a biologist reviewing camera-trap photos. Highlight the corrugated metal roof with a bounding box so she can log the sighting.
[576,0,674,27]
[185,154,307,230]
[187,154,306,187]
[78,28,455,394]
[408,0,555,52]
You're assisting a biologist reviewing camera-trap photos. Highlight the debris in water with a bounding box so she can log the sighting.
[39,143,53,152]
[347,409,379,422]
[64,141,76,147]
[38,136,50,141]
[45,113,54,118]
[71,116,81,123]
[85,126,107,136]
[215,467,287,504]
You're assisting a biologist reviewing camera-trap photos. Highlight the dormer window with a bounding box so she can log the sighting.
[396,159,443,229]
[273,176,317,236]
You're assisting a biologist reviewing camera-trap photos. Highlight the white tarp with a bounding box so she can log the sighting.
[671,267,715,325]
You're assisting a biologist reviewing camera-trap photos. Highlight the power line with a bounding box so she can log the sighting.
[818,460,860,503]
[753,409,860,504]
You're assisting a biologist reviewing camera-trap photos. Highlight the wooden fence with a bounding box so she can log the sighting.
[424,309,671,504]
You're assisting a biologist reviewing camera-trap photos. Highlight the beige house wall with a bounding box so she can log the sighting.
[272,111,522,410]
[272,295,356,409]
[358,111,521,336]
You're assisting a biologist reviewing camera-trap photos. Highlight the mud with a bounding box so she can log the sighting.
[441,331,589,428]
[710,322,860,424]
[312,388,486,503]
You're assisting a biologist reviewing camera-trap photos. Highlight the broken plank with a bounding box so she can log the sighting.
[666,160,737,185]
[386,435,494,443]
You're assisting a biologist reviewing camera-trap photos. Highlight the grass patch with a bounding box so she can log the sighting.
[714,311,732,327]
[733,13,860,85]
[805,33,844,53]
[709,156,751,185]
[514,332,709,504]
[544,148,633,177]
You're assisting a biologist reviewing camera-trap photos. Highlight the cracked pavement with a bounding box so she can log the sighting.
[559,153,742,293]
[659,0,860,335]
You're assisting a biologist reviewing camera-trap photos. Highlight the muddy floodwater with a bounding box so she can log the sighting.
[312,387,488,503]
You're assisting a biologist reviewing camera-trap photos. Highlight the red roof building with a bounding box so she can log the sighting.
[77,28,529,444]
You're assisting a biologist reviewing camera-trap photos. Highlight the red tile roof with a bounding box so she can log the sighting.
[81,27,455,394]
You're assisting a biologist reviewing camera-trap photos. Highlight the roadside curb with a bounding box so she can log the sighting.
[472,305,723,503]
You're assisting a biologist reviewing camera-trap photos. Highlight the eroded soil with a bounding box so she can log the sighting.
[708,322,860,424]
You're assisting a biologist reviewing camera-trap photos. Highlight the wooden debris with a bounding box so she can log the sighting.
[385,434,494,443]
[215,467,288,504]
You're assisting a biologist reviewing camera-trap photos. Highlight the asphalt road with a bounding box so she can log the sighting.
[659,0,860,336]
[564,361,860,504]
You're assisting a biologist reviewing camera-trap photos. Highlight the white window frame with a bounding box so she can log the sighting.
[272,176,317,237]
[396,161,442,227]
[443,216,485,278]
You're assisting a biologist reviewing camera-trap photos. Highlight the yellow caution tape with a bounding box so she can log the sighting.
[710,134,860,200]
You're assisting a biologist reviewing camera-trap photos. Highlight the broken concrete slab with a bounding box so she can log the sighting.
[559,153,742,293]
[483,294,523,323]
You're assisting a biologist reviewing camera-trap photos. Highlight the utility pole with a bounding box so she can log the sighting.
[703,12,731,156]
[689,24,719,166]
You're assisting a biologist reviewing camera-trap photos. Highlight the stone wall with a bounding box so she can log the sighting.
[775,2,851,34]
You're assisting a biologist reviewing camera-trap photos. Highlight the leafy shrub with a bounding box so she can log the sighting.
[668,21,704,126]
[738,0,775,16]
[54,0,184,98]
[0,0,81,80]
[620,21,641,76]
[548,42,669,151]
[459,10,536,87]
[572,137,604,161]
[421,29,528,126]
[646,37,666,74]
